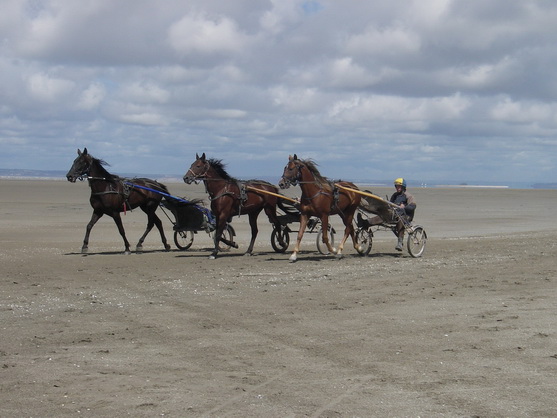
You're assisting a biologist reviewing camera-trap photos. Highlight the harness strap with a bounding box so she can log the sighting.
[89,178,133,213]
[91,190,120,196]
[206,181,250,219]
[301,189,331,201]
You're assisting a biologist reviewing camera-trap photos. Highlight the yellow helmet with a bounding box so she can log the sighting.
[394,177,406,188]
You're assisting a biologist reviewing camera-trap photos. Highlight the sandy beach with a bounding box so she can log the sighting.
[1,179,556,417]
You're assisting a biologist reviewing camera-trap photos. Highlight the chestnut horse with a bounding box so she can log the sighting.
[279,154,361,262]
[66,148,171,254]
[183,153,285,259]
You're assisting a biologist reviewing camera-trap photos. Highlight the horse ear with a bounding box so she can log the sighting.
[293,154,298,160]
[83,148,88,155]
[196,153,199,159]
[200,152,206,161]
[77,149,82,156]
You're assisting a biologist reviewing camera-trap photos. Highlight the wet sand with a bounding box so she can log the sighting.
[1,180,556,417]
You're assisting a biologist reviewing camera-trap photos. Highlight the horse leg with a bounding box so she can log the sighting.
[135,212,154,253]
[81,210,103,253]
[336,212,356,258]
[348,211,362,252]
[153,212,171,251]
[245,211,261,255]
[319,216,338,256]
[289,214,309,262]
[111,212,132,254]
[264,205,286,247]
[136,210,170,252]
[210,215,227,259]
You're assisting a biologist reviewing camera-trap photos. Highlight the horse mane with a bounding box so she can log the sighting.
[298,158,330,187]
[208,158,236,181]
[91,157,117,181]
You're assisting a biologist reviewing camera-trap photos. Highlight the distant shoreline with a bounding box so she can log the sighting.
[0,172,555,189]
[433,184,509,189]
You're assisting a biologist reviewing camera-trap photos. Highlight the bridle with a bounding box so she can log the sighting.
[70,156,112,183]
[281,162,303,187]
[70,156,93,182]
[185,160,211,183]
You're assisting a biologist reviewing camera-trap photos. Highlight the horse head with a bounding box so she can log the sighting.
[66,148,92,182]
[279,154,302,189]
[184,152,210,184]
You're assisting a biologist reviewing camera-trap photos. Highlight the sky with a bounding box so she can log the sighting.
[1,0,557,185]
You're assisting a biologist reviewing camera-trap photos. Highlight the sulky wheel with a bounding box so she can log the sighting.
[355,228,373,255]
[407,226,427,258]
[174,230,194,250]
[271,227,290,253]
[316,226,335,255]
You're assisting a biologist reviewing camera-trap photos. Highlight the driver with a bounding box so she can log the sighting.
[357,177,417,251]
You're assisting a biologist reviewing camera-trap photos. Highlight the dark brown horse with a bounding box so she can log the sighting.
[66,148,171,254]
[279,154,361,262]
[183,153,285,259]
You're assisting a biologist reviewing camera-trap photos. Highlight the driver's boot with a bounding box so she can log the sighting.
[395,235,404,251]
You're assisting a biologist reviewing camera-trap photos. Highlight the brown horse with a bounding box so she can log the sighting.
[66,148,171,254]
[279,154,361,262]
[183,153,285,259]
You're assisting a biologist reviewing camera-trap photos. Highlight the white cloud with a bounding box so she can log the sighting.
[119,82,170,104]
[270,86,321,113]
[328,58,379,89]
[168,13,249,56]
[78,83,106,110]
[491,98,555,124]
[118,112,167,126]
[259,0,302,34]
[328,93,469,125]
[345,26,421,57]
[0,0,556,184]
[26,73,75,102]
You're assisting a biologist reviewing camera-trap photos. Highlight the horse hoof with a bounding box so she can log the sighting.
[124,250,131,255]
[81,247,88,254]
[244,252,253,257]
[164,244,171,251]
[289,254,297,262]
[135,246,143,253]
[209,254,216,260]
[335,252,344,259]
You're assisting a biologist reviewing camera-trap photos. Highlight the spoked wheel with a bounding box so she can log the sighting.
[271,226,290,253]
[316,226,335,255]
[407,226,427,258]
[355,228,373,255]
[216,224,236,252]
[174,230,194,250]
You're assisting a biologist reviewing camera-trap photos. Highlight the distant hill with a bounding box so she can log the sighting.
[531,183,557,189]
[1,169,553,189]
[0,168,173,180]
[0,169,68,179]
